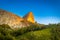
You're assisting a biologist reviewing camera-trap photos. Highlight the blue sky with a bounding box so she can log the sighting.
[0,0,60,24]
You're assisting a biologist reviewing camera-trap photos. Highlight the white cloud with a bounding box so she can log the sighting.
[35,17,60,25]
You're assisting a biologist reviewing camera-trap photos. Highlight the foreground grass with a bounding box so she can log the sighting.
[0,24,60,40]
[17,28,51,40]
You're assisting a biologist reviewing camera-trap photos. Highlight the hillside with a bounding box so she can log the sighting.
[0,23,60,40]
[17,29,51,40]
[17,24,60,40]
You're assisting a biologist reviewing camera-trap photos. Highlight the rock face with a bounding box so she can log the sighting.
[0,9,35,29]
[23,12,35,23]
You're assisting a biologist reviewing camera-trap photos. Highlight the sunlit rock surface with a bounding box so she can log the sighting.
[0,10,35,29]
[23,12,35,23]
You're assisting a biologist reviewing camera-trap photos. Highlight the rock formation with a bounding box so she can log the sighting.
[0,9,35,29]
[23,12,35,23]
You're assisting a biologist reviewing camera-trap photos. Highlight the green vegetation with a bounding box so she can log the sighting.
[0,23,60,40]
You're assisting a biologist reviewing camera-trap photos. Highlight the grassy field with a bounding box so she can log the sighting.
[0,24,60,40]
[17,29,51,40]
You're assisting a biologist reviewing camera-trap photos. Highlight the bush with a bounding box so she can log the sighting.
[50,26,60,40]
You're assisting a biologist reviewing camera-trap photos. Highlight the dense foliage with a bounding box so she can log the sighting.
[0,23,60,40]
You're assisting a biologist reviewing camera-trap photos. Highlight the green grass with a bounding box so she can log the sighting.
[0,24,60,40]
[17,28,51,40]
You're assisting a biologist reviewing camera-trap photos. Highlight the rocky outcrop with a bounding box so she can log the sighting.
[23,12,35,23]
[0,9,35,29]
